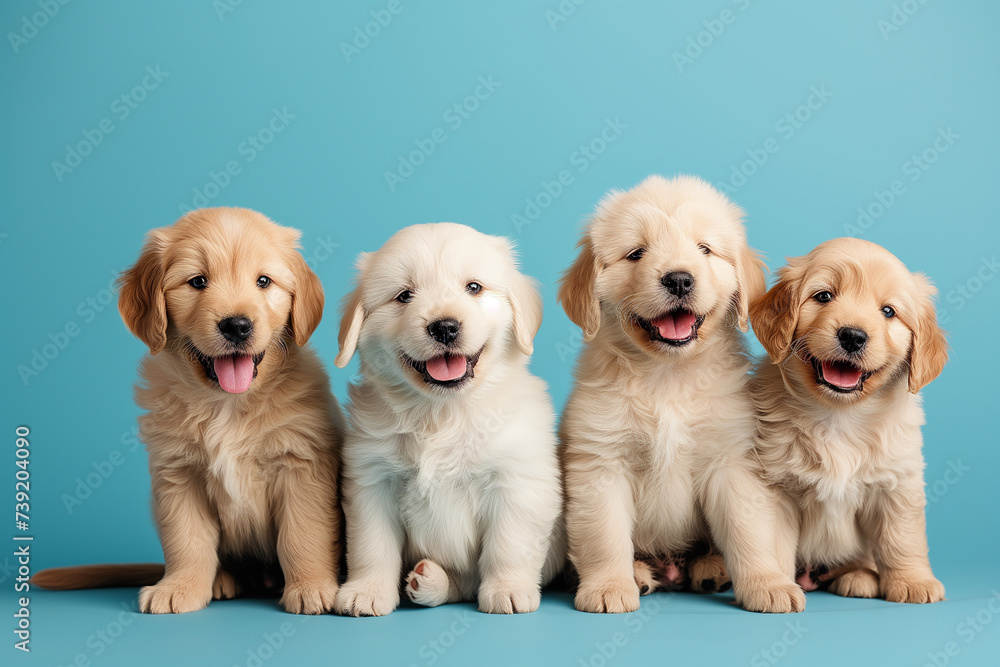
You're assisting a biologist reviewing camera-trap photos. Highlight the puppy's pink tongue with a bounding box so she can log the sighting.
[821,361,863,389]
[214,354,255,393]
[425,355,467,382]
[652,310,697,340]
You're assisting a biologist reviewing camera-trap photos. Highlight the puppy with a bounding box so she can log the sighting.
[749,237,948,603]
[560,175,804,614]
[35,208,343,614]
[332,223,563,616]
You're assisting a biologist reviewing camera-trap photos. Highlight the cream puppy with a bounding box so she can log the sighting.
[333,223,564,616]
[749,237,948,603]
[560,175,805,614]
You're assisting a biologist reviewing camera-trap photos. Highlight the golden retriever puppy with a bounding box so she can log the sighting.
[749,237,948,603]
[35,208,344,614]
[332,223,564,616]
[559,175,804,614]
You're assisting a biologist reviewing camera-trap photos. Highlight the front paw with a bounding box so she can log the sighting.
[575,579,640,614]
[478,581,540,614]
[735,575,805,613]
[139,580,212,614]
[212,569,241,600]
[335,578,400,617]
[881,572,945,604]
[281,578,339,614]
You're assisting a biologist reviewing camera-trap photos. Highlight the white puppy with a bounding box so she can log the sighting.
[333,223,564,616]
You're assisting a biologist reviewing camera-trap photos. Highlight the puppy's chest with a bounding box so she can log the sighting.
[395,428,493,490]
[196,409,275,517]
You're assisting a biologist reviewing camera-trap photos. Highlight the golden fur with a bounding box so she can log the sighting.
[749,237,948,603]
[36,208,344,614]
[558,175,805,614]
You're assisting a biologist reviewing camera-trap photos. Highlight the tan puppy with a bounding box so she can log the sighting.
[750,237,948,603]
[35,208,343,614]
[559,175,804,613]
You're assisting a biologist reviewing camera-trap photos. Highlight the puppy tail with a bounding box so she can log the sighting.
[33,564,164,590]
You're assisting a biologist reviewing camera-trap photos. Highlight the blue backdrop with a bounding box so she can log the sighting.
[2,1,998,666]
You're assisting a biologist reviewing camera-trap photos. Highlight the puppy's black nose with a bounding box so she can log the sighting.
[837,327,868,353]
[427,318,461,345]
[218,316,253,344]
[661,271,695,297]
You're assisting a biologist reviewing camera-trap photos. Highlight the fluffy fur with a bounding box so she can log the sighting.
[559,175,804,614]
[332,223,564,616]
[36,208,344,614]
[749,237,948,603]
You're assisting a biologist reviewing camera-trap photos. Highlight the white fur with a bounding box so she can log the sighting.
[333,223,564,616]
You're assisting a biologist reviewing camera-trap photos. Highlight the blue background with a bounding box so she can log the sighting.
[2,1,999,665]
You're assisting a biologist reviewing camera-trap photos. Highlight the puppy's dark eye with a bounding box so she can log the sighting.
[698,244,711,255]
[395,290,414,304]
[189,276,208,290]
[626,248,645,261]
[814,291,833,303]
[257,276,271,289]
[881,306,895,318]
[466,282,482,295]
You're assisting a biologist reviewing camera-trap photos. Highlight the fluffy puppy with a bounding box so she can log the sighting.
[333,223,563,616]
[36,208,343,614]
[559,175,803,613]
[749,237,948,603]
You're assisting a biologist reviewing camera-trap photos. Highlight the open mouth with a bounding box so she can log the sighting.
[635,308,705,347]
[402,346,485,388]
[193,347,265,394]
[809,356,873,394]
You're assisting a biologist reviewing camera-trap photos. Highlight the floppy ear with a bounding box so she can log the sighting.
[749,264,801,364]
[118,231,168,354]
[334,287,364,368]
[558,236,601,341]
[907,274,948,393]
[288,253,325,346]
[509,273,543,356]
[734,244,768,332]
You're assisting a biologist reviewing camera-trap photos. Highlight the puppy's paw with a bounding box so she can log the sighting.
[633,560,657,596]
[139,580,211,614]
[478,581,540,614]
[827,568,879,599]
[212,569,241,600]
[281,578,339,615]
[688,553,731,594]
[405,560,451,608]
[334,579,399,617]
[575,579,640,614]
[736,576,805,614]
[880,572,945,604]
